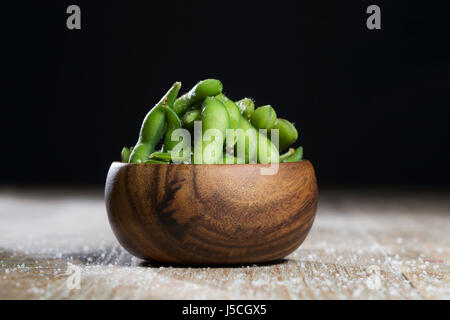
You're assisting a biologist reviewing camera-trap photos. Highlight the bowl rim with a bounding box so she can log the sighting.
[111,160,311,168]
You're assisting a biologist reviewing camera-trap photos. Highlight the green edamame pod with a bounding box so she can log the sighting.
[222,155,240,164]
[194,97,230,164]
[215,94,242,150]
[279,148,295,161]
[121,147,131,163]
[235,119,257,163]
[129,82,181,163]
[215,94,241,130]
[181,109,201,131]
[149,151,189,163]
[237,117,279,164]
[270,118,298,152]
[162,103,183,152]
[250,105,277,130]
[255,128,279,164]
[143,159,170,164]
[283,146,303,162]
[173,79,223,116]
[236,98,255,120]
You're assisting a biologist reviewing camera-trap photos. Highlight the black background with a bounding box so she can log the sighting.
[3,1,449,187]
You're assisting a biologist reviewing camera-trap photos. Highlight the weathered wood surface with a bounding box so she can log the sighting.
[0,188,448,299]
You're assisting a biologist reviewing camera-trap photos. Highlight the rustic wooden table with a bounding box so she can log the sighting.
[0,188,448,299]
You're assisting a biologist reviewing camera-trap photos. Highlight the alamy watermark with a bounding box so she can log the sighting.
[66,5,81,30]
[66,264,81,290]
[66,5,380,31]
[366,5,381,30]
[165,122,280,175]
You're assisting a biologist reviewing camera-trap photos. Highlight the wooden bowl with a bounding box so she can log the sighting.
[105,161,318,265]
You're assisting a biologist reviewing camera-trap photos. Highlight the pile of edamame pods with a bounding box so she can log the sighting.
[120,79,303,164]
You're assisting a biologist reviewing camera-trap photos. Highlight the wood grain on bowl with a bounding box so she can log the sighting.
[105,161,318,265]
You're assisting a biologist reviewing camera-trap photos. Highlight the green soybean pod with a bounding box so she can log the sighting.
[121,147,131,163]
[271,118,298,152]
[173,79,223,116]
[250,105,277,130]
[235,116,258,163]
[215,93,242,150]
[181,109,201,131]
[215,94,241,130]
[194,97,230,164]
[143,159,170,164]
[149,151,188,163]
[279,148,295,161]
[162,103,183,152]
[283,146,303,162]
[256,128,280,164]
[236,98,255,120]
[237,117,279,164]
[149,151,171,162]
[129,82,181,163]
[222,154,240,164]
